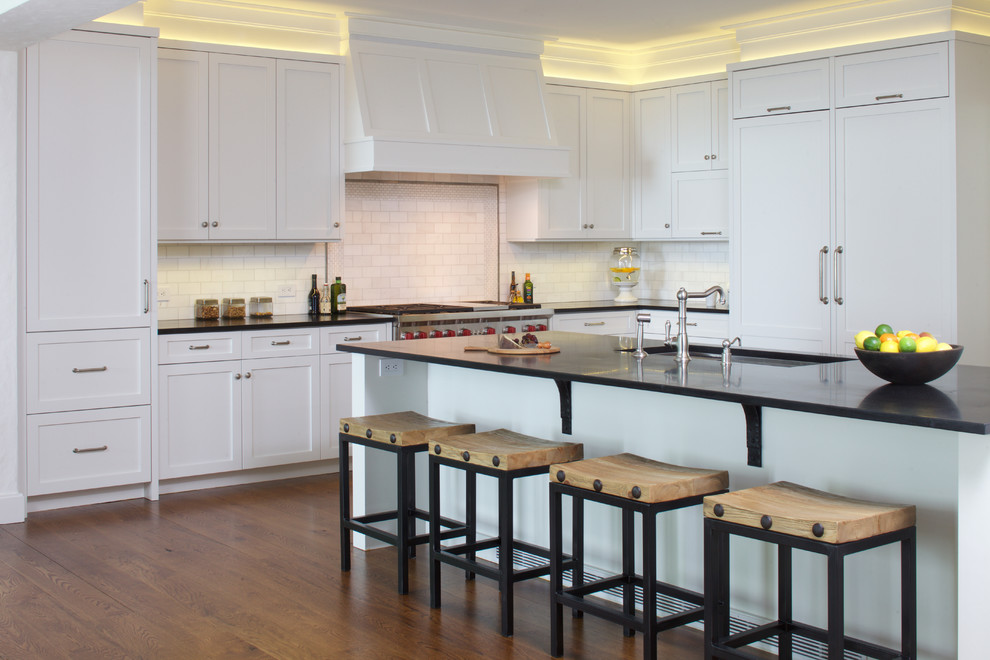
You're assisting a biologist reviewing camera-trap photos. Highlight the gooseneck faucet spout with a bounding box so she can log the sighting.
[675,286,726,365]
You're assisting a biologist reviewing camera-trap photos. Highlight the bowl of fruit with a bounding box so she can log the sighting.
[853,324,963,385]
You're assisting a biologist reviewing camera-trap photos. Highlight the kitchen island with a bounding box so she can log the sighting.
[340,331,990,659]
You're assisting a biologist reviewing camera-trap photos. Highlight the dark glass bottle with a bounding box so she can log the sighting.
[508,271,518,303]
[523,273,533,304]
[308,274,320,316]
[331,276,347,314]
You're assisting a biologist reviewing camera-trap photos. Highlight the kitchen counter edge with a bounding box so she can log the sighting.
[158,312,392,335]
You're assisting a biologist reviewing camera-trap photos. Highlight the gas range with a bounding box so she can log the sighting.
[348,302,552,340]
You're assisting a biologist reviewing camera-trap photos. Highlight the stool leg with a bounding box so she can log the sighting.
[826,547,845,660]
[550,485,564,658]
[339,437,351,573]
[404,449,417,559]
[902,529,917,659]
[778,544,793,659]
[429,456,442,609]
[465,470,477,581]
[622,507,635,637]
[642,509,658,660]
[395,448,411,595]
[498,473,514,637]
[571,495,584,619]
[704,519,730,658]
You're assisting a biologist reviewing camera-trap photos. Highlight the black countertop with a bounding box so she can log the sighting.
[338,331,990,436]
[547,298,728,314]
[158,312,392,335]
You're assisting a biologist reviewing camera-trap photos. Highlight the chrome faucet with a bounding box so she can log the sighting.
[674,286,726,365]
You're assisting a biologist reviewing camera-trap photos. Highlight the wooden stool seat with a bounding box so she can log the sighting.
[551,453,728,503]
[340,411,475,447]
[432,429,583,471]
[704,481,916,544]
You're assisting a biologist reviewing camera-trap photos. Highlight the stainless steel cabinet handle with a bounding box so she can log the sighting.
[701,231,723,236]
[235,373,242,380]
[73,445,108,454]
[212,221,219,227]
[189,344,211,350]
[144,279,150,314]
[584,321,606,327]
[343,336,363,341]
[244,372,251,379]
[270,340,291,346]
[875,93,903,101]
[833,245,844,305]
[72,366,107,374]
[818,245,829,304]
[767,105,792,113]
[201,221,208,228]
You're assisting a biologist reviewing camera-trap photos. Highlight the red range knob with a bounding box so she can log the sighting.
[429,330,443,338]
[444,329,456,337]
[485,327,496,335]
[415,331,428,339]
[459,328,473,336]
[503,326,516,334]
[537,324,548,331]
[401,332,413,340]
[524,325,536,332]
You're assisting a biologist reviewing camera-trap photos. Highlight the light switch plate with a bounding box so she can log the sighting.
[157,285,171,302]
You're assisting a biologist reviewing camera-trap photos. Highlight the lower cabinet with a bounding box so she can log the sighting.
[551,311,635,335]
[241,355,320,469]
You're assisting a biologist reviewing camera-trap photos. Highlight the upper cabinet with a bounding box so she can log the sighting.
[834,42,949,108]
[670,81,728,172]
[731,59,829,119]
[158,48,342,243]
[25,29,154,332]
[505,85,631,240]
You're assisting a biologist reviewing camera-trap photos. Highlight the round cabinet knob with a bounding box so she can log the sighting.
[244,371,251,379]
[588,224,594,229]
[704,155,710,160]
[333,222,340,228]
[201,221,208,228]
[212,221,219,228]
[665,223,670,229]
[582,224,588,229]
[234,373,241,380]
[711,154,717,160]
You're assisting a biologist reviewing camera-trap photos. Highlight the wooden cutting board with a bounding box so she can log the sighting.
[464,346,560,355]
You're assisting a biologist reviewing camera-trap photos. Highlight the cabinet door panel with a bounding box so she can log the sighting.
[321,356,352,459]
[834,100,954,354]
[26,31,152,331]
[210,54,276,240]
[158,50,209,240]
[731,59,830,119]
[712,80,729,170]
[671,171,728,239]
[541,88,584,238]
[586,91,630,236]
[732,112,831,352]
[671,82,712,172]
[277,60,341,241]
[158,361,242,479]
[835,43,948,108]
[242,356,320,468]
[633,90,672,238]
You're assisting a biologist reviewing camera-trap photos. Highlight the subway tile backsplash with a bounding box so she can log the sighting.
[157,173,728,320]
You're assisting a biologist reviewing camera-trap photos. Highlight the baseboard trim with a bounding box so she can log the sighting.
[0,491,26,523]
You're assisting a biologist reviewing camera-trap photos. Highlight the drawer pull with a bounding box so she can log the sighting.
[584,322,606,327]
[189,344,211,350]
[343,336,363,341]
[72,366,107,374]
[700,231,723,236]
[875,93,903,101]
[271,340,291,346]
[73,445,108,454]
[766,105,792,113]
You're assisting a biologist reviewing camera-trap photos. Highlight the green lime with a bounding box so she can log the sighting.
[875,323,893,337]
[862,336,881,351]
[898,336,917,353]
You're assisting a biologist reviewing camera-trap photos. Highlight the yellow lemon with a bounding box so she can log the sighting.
[880,340,900,353]
[936,342,953,351]
[854,330,875,349]
[896,330,915,339]
[916,336,938,352]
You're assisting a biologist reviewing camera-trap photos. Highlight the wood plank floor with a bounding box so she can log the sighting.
[0,474,709,658]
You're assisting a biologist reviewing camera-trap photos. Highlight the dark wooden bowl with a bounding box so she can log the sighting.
[854,345,963,385]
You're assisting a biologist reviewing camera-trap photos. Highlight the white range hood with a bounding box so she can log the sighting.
[343,17,571,178]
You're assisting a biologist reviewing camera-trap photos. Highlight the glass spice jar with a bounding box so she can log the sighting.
[222,297,246,319]
[195,298,220,320]
[250,296,273,318]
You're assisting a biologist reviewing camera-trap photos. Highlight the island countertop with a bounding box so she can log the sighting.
[338,331,990,436]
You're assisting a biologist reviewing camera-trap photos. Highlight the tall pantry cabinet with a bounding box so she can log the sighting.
[21,26,157,501]
[729,35,990,363]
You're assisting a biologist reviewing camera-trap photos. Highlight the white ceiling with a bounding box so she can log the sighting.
[322,0,856,48]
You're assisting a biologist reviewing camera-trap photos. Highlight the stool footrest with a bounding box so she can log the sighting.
[435,541,578,583]
[715,620,903,660]
[554,590,704,634]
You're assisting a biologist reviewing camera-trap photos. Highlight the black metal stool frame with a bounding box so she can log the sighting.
[703,517,917,660]
[339,431,469,595]
[550,481,723,660]
[429,453,581,637]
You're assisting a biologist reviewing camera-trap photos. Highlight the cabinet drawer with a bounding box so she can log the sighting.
[242,328,318,358]
[27,406,151,496]
[321,324,386,354]
[158,332,241,364]
[27,329,150,413]
[552,312,634,335]
[732,59,829,118]
[644,311,728,342]
[835,42,948,108]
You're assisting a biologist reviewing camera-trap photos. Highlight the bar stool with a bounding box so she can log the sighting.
[339,411,475,594]
[549,453,729,660]
[429,428,584,637]
[703,481,916,660]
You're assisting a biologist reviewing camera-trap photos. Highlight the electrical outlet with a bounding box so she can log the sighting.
[157,285,171,302]
[277,284,295,298]
[380,358,404,376]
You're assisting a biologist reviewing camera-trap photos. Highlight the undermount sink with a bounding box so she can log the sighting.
[642,344,853,368]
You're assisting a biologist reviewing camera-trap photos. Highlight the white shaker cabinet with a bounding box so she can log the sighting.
[25,30,153,332]
[671,81,728,172]
[506,86,630,240]
[632,89,672,239]
[158,48,342,242]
